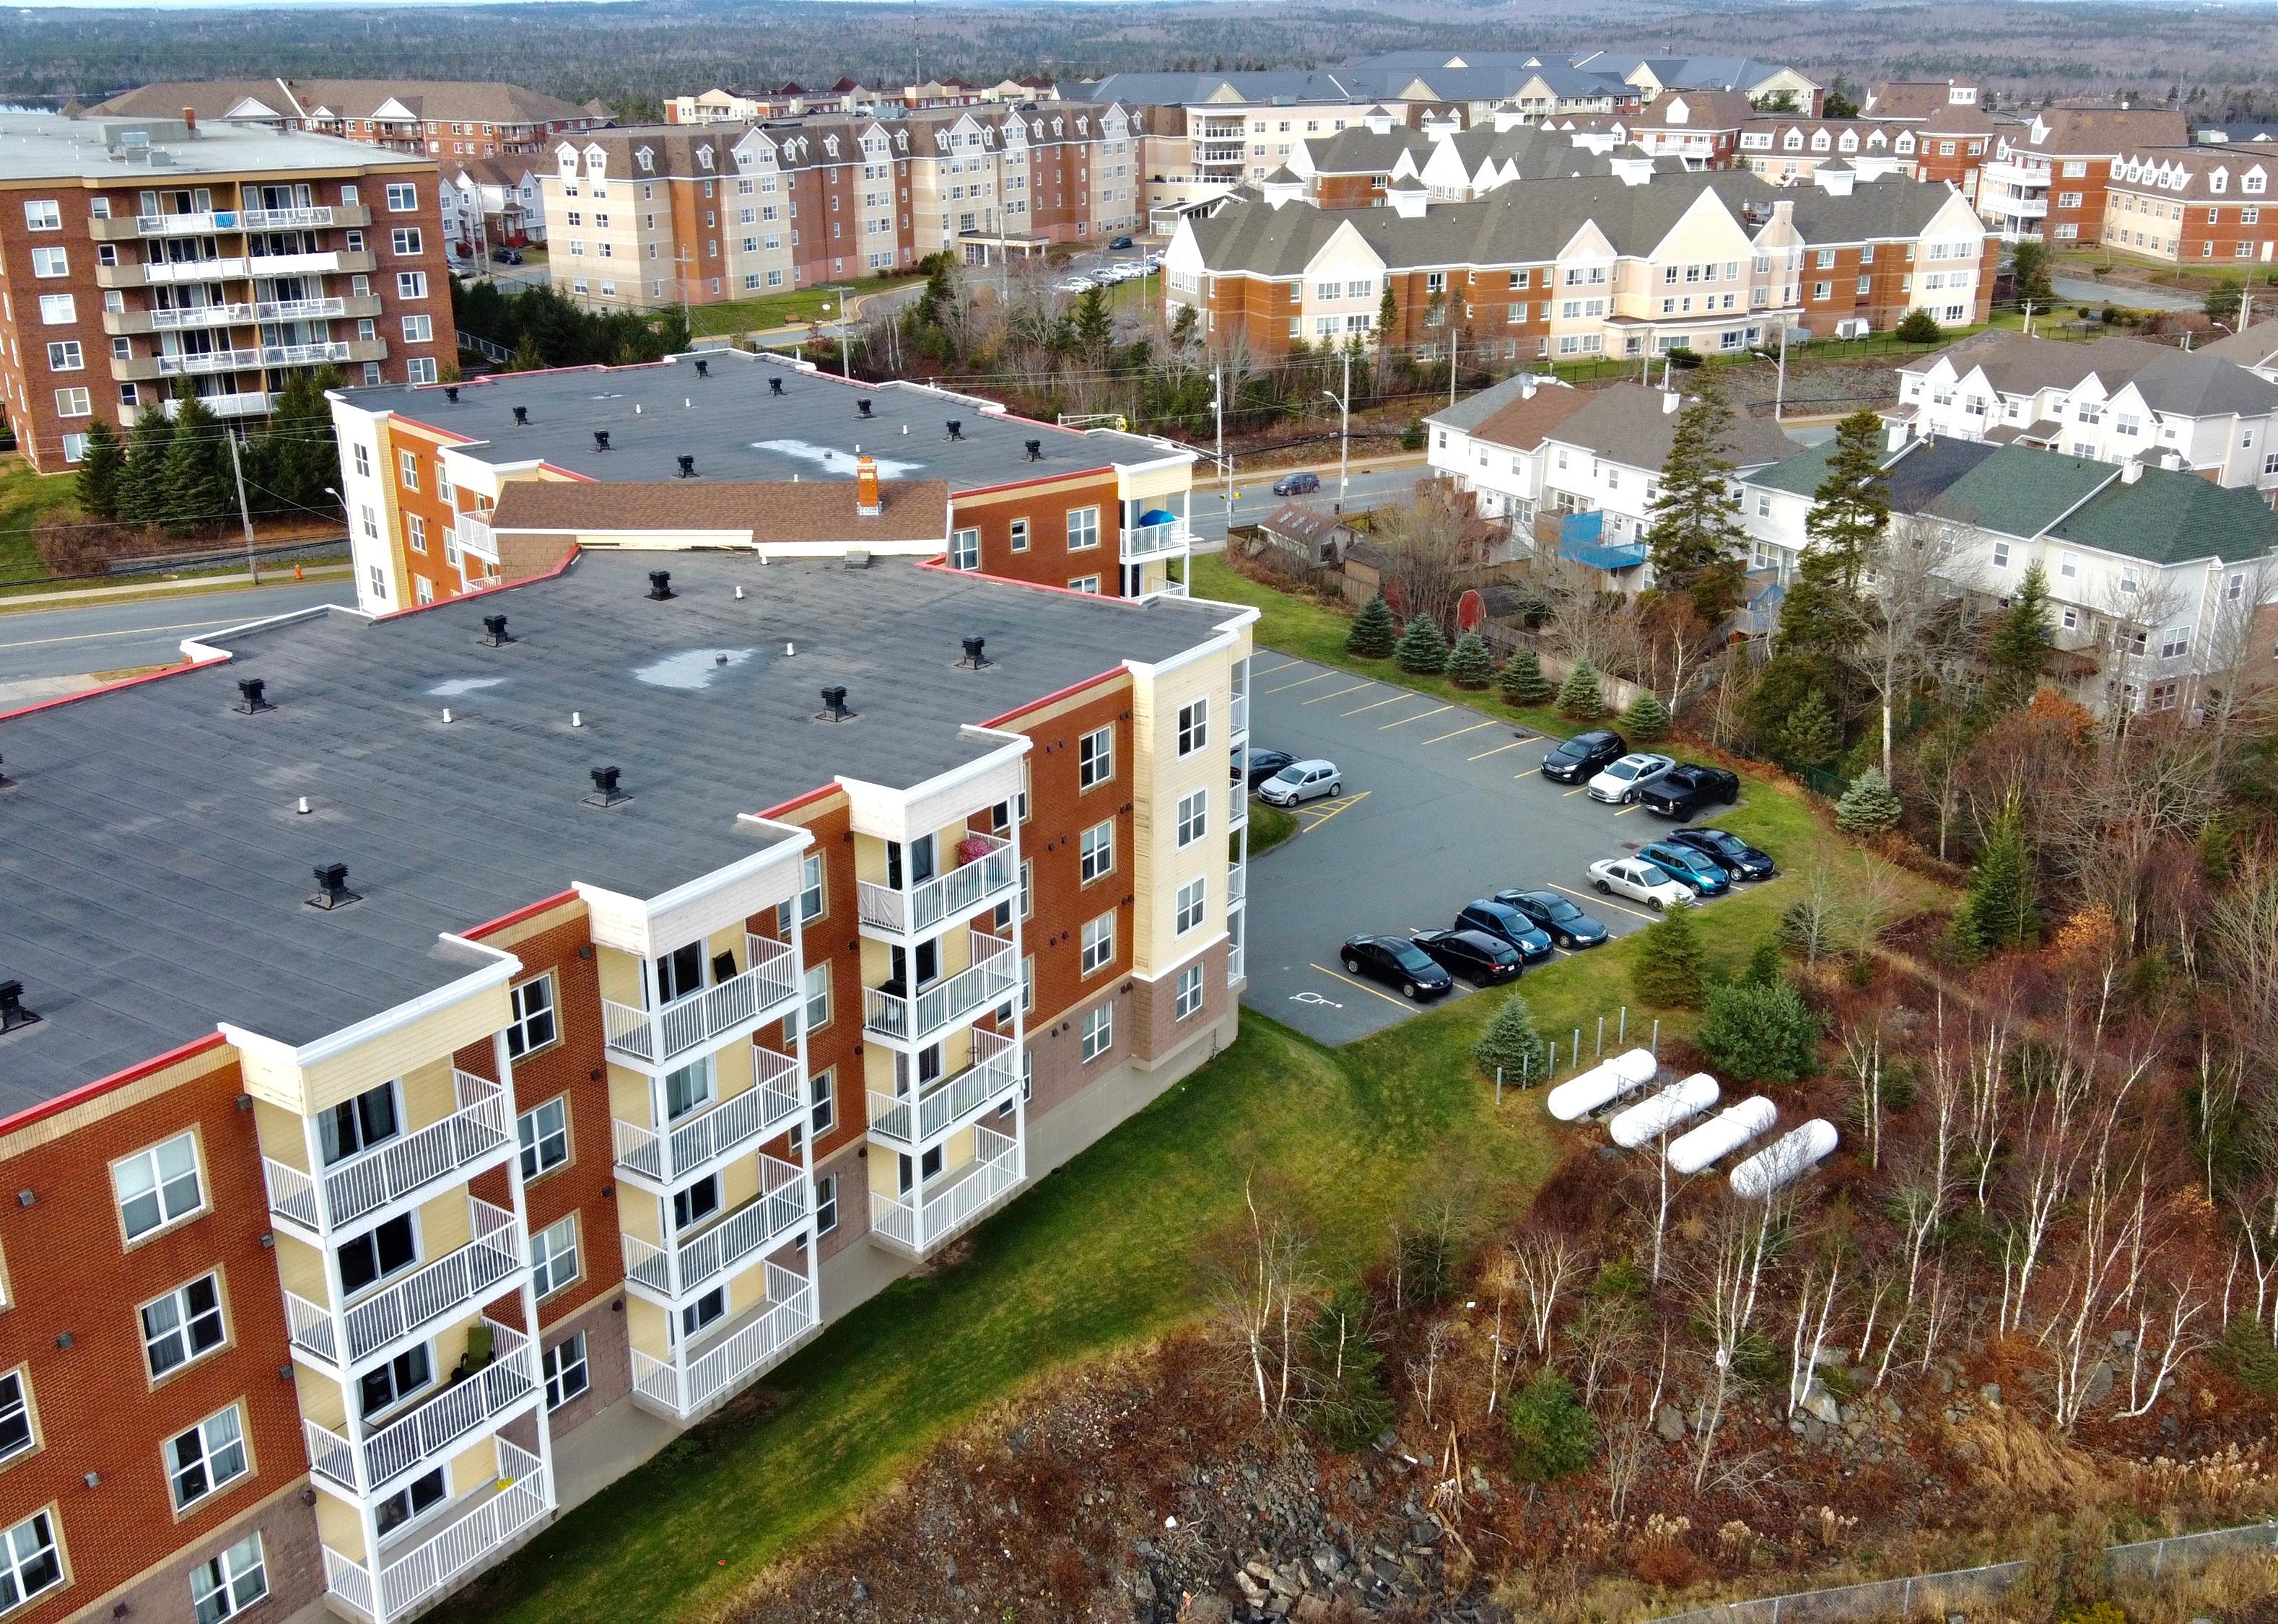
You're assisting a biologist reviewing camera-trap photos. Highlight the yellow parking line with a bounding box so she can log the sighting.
[1422,718,1498,745]
[1613,803,1644,816]
[1254,657,1303,675]
[1562,785,1591,798]
[1304,681,1374,705]
[1380,704,1452,730]
[1296,789,1371,831]
[1470,738,1532,761]
[1549,881,1657,923]
[1309,961,1412,1008]
[1265,669,1336,694]
[1342,694,1411,716]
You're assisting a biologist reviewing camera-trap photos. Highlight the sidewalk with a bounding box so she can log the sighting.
[0,563,350,613]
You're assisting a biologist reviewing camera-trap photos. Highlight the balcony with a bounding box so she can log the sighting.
[855,831,1017,940]
[105,303,252,336]
[282,1198,525,1371]
[321,1439,550,1624]
[611,1044,802,1185]
[1229,940,1246,985]
[601,932,797,1070]
[1981,158,2048,192]
[1120,518,1193,564]
[1227,863,1247,909]
[248,250,365,277]
[157,347,265,377]
[158,390,270,419]
[862,930,1017,1049]
[97,257,251,289]
[240,205,344,230]
[870,1124,1024,1257]
[260,340,352,367]
[1229,689,1249,741]
[865,1029,1021,1149]
[254,295,350,321]
[453,516,498,562]
[1227,793,1249,834]
[303,1319,539,1498]
[621,1153,809,1301]
[1989,191,2049,219]
[263,1070,515,1238]
[629,1262,818,1420]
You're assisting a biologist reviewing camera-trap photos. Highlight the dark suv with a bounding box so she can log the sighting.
[1452,899,1554,960]
[1272,471,1321,497]
[1539,728,1628,783]
[1638,762,1740,818]
[1669,826,1776,881]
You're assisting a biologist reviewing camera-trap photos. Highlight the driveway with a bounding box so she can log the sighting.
[1239,655,1760,1046]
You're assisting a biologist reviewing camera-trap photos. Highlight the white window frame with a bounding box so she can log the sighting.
[1174,787,1208,848]
[1066,506,1101,551]
[1176,697,1209,756]
[1078,819,1114,883]
[1080,1003,1113,1062]
[542,1332,589,1410]
[0,1372,33,1467]
[167,1404,248,1510]
[141,1272,227,1378]
[113,1131,204,1242]
[1076,726,1113,789]
[814,1173,839,1235]
[518,1096,570,1181]
[1174,962,1205,1021]
[0,1513,63,1612]
[949,526,980,569]
[531,1215,581,1298]
[190,1532,267,1623]
[1080,912,1114,976]
[1175,877,1207,935]
[505,973,558,1057]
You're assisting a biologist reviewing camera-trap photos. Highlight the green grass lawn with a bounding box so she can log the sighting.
[688,276,924,339]
[1244,798,1299,857]
[0,453,82,588]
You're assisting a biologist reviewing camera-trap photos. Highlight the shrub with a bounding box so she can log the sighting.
[1895,307,1942,344]
[1776,686,1839,768]
[1556,657,1606,720]
[1834,769,1903,836]
[1475,993,1549,1086]
[1400,415,1427,451]
[1741,933,1785,988]
[1346,595,1397,659]
[1631,899,1707,1008]
[1302,1283,1393,1449]
[1953,791,2039,960]
[1506,1372,1598,1483]
[1395,613,1449,674]
[1618,691,1670,741]
[1698,980,1822,1083]
[1500,647,1554,706]
[1445,630,1493,688]
[2212,1318,2278,1395]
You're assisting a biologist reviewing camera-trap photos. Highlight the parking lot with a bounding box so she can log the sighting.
[1240,655,1760,1045]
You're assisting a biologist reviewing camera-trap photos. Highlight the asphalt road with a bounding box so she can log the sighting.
[2051,276,2203,314]
[1239,654,1769,1046]
[0,579,352,685]
[1186,466,1423,547]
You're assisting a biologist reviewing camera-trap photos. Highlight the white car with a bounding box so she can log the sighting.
[1257,757,1342,806]
[1585,752,1675,805]
[1055,276,1096,293]
[1589,857,1694,911]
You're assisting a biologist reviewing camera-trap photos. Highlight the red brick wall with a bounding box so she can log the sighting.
[952,470,1127,595]
[1314,175,1380,210]
[382,419,484,606]
[1000,678,1135,1025]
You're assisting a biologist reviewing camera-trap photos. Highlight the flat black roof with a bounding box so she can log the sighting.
[0,552,1232,1109]
[338,350,1187,492]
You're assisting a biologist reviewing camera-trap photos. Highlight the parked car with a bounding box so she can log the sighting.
[1585,751,1675,805]
[1638,762,1741,818]
[1588,857,1694,911]
[1257,758,1341,806]
[1409,928,1523,985]
[1234,746,1296,790]
[1272,470,1322,497]
[1341,934,1453,999]
[1109,235,1136,250]
[1054,276,1096,293]
[1668,826,1776,881]
[1493,888,1610,948]
[1452,899,1555,961]
[1540,729,1628,784]
[1636,840,1732,897]
[489,245,525,265]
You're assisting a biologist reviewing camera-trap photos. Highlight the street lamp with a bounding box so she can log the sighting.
[821,287,852,377]
[1320,346,1352,507]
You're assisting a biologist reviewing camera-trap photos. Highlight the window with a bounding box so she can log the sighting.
[809,1068,835,1137]
[1067,575,1100,594]
[29,248,67,278]
[815,1173,839,1235]
[320,1081,399,1166]
[1175,877,1206,935]
[386,182,419,211]
[115,1132,202,1241]
[1175,788,1207,848]
[1079,819,1114,883]
[353,442,372,479]
[398,448,420,491]
[406,513,427,555]
[190,1533,267,1624]
[531,1215,580,1298]
[518,1096,569,1180]
[142,1274,226,1377]
[1176,962,1205,1021]
[1009,518,1029,553]
[1077,726,1113,788]
[35,294,74,326]
[1066,506,1100,551]
[791,964,830,1034]
[22,200,59,231]
[1080,912,1114,975]
[0,1514,62,1612]
[1991,540,2011,569]
[397,271,428,300]
[1176,697,1209,756]
[2160,626,2191,660]
[375,1468,446,1537]
[402,313,433,344]
[0,1373,32,1466]
[338,1214,416,1297]
[506,974,558,1058]
[390,227,424,256]
[1080,1003,1113,1062]
[53,387,90,419]
[795,851,826,923]
[168,1405,248,1509]
[542,1332,589,1410]
[949,527,980,569]
[45,341,82,372]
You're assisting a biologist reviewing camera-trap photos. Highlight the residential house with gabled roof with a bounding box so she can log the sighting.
[2197,319,2278,381]
[2100,144,2278,267]
[87,78,605,160]
[1977,105,2189,243]
[441,154,546,260]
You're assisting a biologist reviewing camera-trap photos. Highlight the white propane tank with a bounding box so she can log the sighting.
[1545,1046,1659,1122]
[1610,1073,1720,1148]
[1729,1118,1840,1199]
[1665,1096,1779,1174]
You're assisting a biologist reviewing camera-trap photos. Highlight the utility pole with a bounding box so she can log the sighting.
[226,429,260,586]
[1212,364,1229,520]
[1321,349,1351,507]
[1773,320,1789,424]
[2243,287,2255,333]
[1448,327,1459,411]
[2021,297,2034,338]
[834,287,852,377]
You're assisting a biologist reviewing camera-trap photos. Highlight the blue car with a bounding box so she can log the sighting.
[1637,840,1731,897]
[1454,899,1555,960]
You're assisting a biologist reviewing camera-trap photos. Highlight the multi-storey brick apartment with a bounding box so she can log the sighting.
[0,110,450,475]
[1976,106,2189,243]
[1166,165,1993,362]
[2098,144,2278,268]
[87,80,608,163]
[328,349,1197,614]
[0,518,1255,1621]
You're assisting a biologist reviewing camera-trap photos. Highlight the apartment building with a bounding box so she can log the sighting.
[1168,166,1993,362]
[87,80,606,162]
[0,528,1254,1623]
[1976,105,2189,242]
[1084,73,1413,217]
[328,348,1197,614]
[1574,90,1756,170]
[0,111,450,475]
[1740,110,1992,199]
[2100,144,2278,266]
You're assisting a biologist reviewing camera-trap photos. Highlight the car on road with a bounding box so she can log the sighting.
[1109,235,1135,250]
[1638,762,1741,818]
[1342,934,1454,999]
[1272,470,1322,497]
[1257,757,1341,806]
[1234,746,1296,790]
[1585,751,1675,804]
[489,245,525,264]
[1668,826,1776,881]
[1409,928,1523,985]
[1540,728,1628,784]
[1452,899,1555,961]
[1636,840,1732,897]
[1493,888,1610,948]
[1588,857,1694,911]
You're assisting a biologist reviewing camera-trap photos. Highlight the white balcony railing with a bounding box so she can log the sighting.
[601,933,797,1069]
[855,830,1016,938]
[160,390,269,419]
[629,1262,817,1419]
[263,341,352,366]
[1121,518,1193,564]
[1229,941,1246,985]
[321,1439,550,1623]
[863,930,1017,1047]
[611,1044,801,1184]
[1226,864,1247,909]
[256,296,346,321]
[149,303,253,331]
[870,1124,1023,1256]
[157,347,263,377]
[136,211,220,236]
[1229,689,1249,739]
[263,1071,513,1236]
[1227,793,1249,834]
[620,1153,808,1300]
[241,205,338,230]
[303,1319,538,1497]
[453,516,498,562]
[865,1029,1020,1148]
[143,257,252,283]
[247,250,345,276]
[282,1198,523,1369]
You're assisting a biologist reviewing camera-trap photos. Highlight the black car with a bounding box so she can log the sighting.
[1234,746,1296,790]
[1539,728,1628,783]
[1452,899,1555,960]
[1341,935,1454,999]
[1638,762,1741,818]
[1109,235,1136,250]
[1668,826,1777,881]
[1272,471,1321,497]
[1410,928,1523,985]
[1493,888,1610,948]
[489,245,525,264]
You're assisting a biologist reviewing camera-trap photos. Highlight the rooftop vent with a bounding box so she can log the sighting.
[647,569,675,601]
[946,419,964,440]
[0,754,12,792]
[583,765,632,808]
[959,636,991,670]
[694,357,710,379]
[0,982,38,1035]
[593,429,612,452]
[445,385,461,404]
[481,613,513,646]
[676,454,697,479]
[770,376,785,396]
[1024,439,1042,461]
[814,685,857,722]
[512,406,529,427]
[307,863,361,911]
[858,398,873,418]
[235,677,274,715]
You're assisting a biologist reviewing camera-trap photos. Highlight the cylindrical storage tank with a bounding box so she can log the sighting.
[1666,1095,1778,1174]
[1610,1073,1720,1148]
[1729,1118,1840,1199]
[1546,1049,1660,1122]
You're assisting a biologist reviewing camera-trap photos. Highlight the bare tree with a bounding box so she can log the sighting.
[1688,1195,1778,1492]
[1786,1258,1842,1418]
[1512,1232,1581,1361]
[1853,513,1970,780]
[2121,1279,2209,1416]
[1214,1179,1317,1426]
[1369,479,1491,634]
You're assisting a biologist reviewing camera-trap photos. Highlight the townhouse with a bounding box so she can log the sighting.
[328,347,1197,615]
[1080,72,1409,217]
[2199,320,2278,380]
[440,157,546,261]
[1568,52,1823,114]
[1571,90,1757,171]
[1167,165,1994,362]
[1739,106,1992,201]
[1283,117,1626,211]
[2100,144,2278,267]
[86,80,606,163]
[0,523,1254,1623]
[0,110,450,475]
[1976,105,2189,243]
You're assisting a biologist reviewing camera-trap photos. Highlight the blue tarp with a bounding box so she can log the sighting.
[1558,510,1647,571]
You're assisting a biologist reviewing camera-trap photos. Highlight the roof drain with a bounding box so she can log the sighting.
[307,863,362,910]
[813,686,857,722]
[583,766,632,808]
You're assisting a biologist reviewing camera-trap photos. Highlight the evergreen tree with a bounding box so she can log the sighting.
[1955,792,2040,958]
[1556,657,1605,720]
[1301,1282,1392,1450]
[255,367,344,515]
[119,405,178,531]
[1072,284,1113,359]
[509,331,546,372]
[1395,611,1449,674]
[1984,562,2054,709]
[1631,899,1707,1008]
[1506,1371,1598,1483]
[2011,240,2056,308]
[1642,377,1750,621]
[1376,283,1399,346]
[1742,933,1786,987]
[74,419,126,520]
[1776,686,1840,768]
[1475,993,1550,1086]
[1777,407,1886,658]
[1618,691,1670,741]
[1698,980,1822,1083]
[1895,307,1942,344]
[1444,629,1493,688]
[1346,595,1397,658]
[1500,647,1554,706]
[1835,769,1904,836]
[158,392,231,538]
